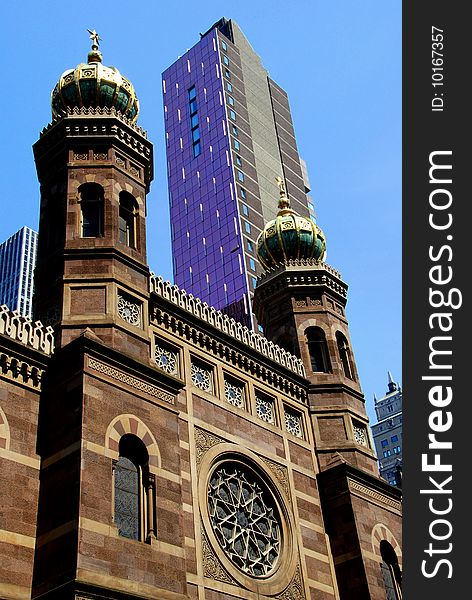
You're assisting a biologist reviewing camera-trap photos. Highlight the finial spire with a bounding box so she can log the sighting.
[275,176,291,211]
[87,29,102,50]
[87,29,103,63]
[387,370,398,393]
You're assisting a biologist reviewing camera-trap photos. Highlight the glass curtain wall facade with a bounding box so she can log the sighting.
[162,18,314,329]
[0,226,38,318]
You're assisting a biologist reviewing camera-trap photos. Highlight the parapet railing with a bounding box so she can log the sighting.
[0,305,55,356]
[149,274,306,377]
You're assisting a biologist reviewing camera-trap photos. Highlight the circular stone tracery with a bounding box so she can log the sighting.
[208,463,281,577]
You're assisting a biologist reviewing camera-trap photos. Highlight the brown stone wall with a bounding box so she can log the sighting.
[0,374,42,599]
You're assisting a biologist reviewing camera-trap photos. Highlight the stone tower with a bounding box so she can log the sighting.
[33,33,153,362]
[253,182,377,474]
[253,182,402,599]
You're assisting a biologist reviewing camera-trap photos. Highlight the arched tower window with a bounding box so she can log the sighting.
[119,192,138,248]
[336,331,355,380]
[79,183,104,238]
[113,434,156,542]
[305,327,331,373]
[380,540,402,599]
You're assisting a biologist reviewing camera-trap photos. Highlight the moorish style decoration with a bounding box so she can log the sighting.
[353,422,369,447]
[191,360,213,392]
[154,340,179,376]
[255,392,275,424]
[207,462,281,577]
[284,407,303,439]
[224,377,244,408]
[51,30,140,122]
[117,293,141,326]
[256,177,326,271]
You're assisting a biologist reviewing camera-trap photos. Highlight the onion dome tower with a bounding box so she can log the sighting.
[256,177,326,270]
[51,29,139,122]
[33,31,153,358]
[254,178,377,475]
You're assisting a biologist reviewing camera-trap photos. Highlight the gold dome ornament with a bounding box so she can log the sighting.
[51,29,140,122]
[256,177,327,271]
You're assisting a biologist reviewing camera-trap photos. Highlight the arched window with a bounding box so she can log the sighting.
[380,540,402,599]
[305,327,330,373]
[119,192,138,248]
[113,434,156,543]
[336,331,355,380]
[79,183,104,238]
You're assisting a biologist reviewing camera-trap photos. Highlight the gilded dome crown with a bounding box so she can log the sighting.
[256,177,326,271]
[51,30,139,122]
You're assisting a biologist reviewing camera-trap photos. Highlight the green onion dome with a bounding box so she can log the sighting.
[256,179,326,271]
[51,30,139,122]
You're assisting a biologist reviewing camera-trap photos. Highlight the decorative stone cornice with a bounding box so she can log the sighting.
[150,275,306,378]
[40,106,148,139]
[0,305,55,355]
[88,357,174,405]
[347,478,402,515]
[34,106,153,189]
[257,260,347,298]
[259,258,342,281]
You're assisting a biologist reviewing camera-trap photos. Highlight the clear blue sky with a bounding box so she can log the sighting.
[1,1,401,423]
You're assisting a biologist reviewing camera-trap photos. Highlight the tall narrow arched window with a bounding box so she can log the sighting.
[336,331,355,380]
[305,327,331,373]
[380,540,402,599]
[119,192,138,248]
[113,434,156,543]
[79,183,104,238]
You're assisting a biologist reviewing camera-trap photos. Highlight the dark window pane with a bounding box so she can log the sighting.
[188,86,196,101]
[82,201,102,237]
[191,113,199,128]
[114,456,139,540]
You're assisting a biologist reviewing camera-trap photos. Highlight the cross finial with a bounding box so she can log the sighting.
[87,29,102,50]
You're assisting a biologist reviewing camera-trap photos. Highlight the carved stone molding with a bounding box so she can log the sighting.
[87,357,174,404]
[347,478,402,514]
[201,527,236,585]
[261,456,291,502]
[277,563,306,600]
[151,305,307,402]
[194,427,225,470]
[150,275,305,378]
[0,351,44,389]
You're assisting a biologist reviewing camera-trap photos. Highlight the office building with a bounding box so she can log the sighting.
[0,32,402,600]
[371,372,403,486]
[0,226,38,318]
[162,18,316,328]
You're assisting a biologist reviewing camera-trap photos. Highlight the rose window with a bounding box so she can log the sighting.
[224,379,244,408]
[284,407,303,438]
[191,362,212,392]
[353,423,368,447]
[256,394,275,424]
[117,294,141,326]
[154,342,178,375]
[208,463,281,577]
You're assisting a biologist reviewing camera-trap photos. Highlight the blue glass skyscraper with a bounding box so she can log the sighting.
[162,18,315,328]
[0,226,38,318]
